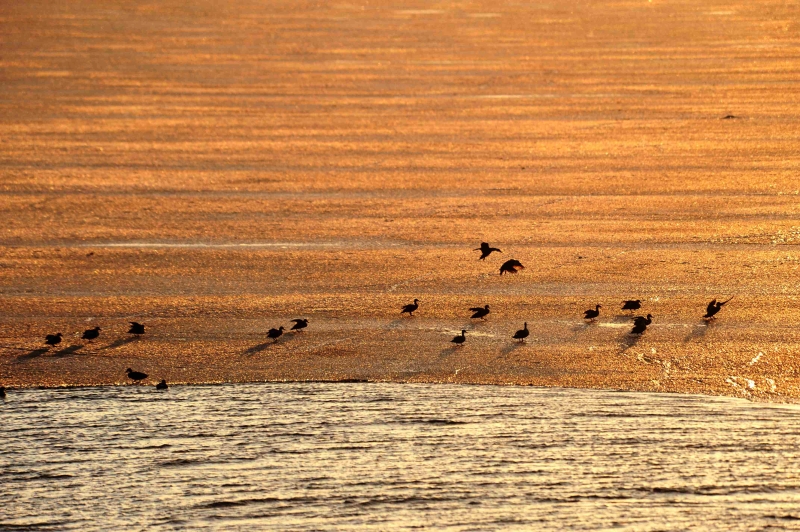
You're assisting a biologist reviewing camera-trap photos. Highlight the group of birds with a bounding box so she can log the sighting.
[3,242,734,397]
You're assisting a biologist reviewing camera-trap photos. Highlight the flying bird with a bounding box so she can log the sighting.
[45,333,63,347]
[704,297,733,319]
[621,300,641,312]
[401,299,420,317]
[470,305,490,320]
[290,318,309,332]
[128,322,145,335]
[499,259,525,275]
[126,368,148,383]
[584,304,602,322]
[475,242,502,260]
[156,379,168,390]
[631,314,653,335]
[267,326,285,342]
[82,326,101,341]
[512,322,529,343]
[451,330,467,346]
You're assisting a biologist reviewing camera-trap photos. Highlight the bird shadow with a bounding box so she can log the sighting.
[612,314,633,323]
[500,342,526,356]
[684,322,712,342]
[16,348,49,361]
[385,319,407,330]
[439,346,461,358]
[101,337,140,350]
[620,334,641,352]
[51,345,84,358]
[244,341,277,355]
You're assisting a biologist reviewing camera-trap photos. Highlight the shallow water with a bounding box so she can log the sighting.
[3,383,800,530]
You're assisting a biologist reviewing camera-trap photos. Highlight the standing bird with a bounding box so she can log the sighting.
[128,322,145,335]
[475,242,502,261]
[82,326,101,341]
[470,304,491,320]
[401,299,420,317]
[631,314,653,335]
[621,300,641,313]
[499,259,525,275]
[126,368,148,383]
[512,322,529,343]
[451,330,467,346]
[45,333,63,347]
[267,326,285,342]
[584,304,602,322]
[156,379,168,390]
[704,297,734,320]
[0,386,5,399]
[290,318,309,332]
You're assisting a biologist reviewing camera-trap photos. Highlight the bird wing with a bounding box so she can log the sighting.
[469,307,484,312]
[706,300,717,313]
[290,319,305,323]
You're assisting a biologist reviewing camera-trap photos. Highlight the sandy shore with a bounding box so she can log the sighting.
[2,0,800,400]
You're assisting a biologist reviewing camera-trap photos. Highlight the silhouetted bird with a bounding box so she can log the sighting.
[82,326,101,341]
[451,330,467,346]
[584,304,601,321]
[470,305,490,320]
[156,379,168,390]
[267,326,285,342]
[631,314,653,335]
[45,333,63,347]
[704,297,733,319]
[621,300,641,312]
[290,318,309,332]
[0,386,5,399]
[499,259,525,275]
[512,322,529,343]
[401,299,420,317]
[128,322,145,335]
[475,242,502,260]
[126,368,148,383]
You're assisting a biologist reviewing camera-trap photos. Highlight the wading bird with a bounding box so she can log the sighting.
[45,333,63,347]
[126,368,148,383]
[704,297,733,320]
[584,304,602,322]
[128,322,145,335]
[631,314,653,335]
[267,326,285,342]
[621,300,641,312]
[451,330,467,346]
[82,326,101,341]
[470,305,490,320]
[512,323,529,343]
[499,259,525,275]
[0,386,5,399]
[401,299,420,317]
[156,380,168,390]
[475,242,502,260]
[290,318,309,332]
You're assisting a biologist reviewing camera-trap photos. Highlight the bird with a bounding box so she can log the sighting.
[621,300,641,312]
[475,242,502,260]
[451,330,467,346]
[584,304,602,322]
[128,322,145,335]
[290,318,309,332]
[401,299,420,317]
[0,386,5,399]
[704,297,734,319]
[126,368,148,383]
[45,333,63,347]
[470,304,490,320]
[81,326,101,341]
[631,314,653,335]
[267,326,285,342]
[499,259,525,275]
[155,379,168,390]
[512,322,529,343]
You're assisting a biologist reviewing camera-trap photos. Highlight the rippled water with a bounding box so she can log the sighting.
[3,384,800,530]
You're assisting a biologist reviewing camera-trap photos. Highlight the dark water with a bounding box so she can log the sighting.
[3,383,800,530]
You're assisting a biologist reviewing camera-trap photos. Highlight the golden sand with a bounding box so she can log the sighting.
[2,0,800,400]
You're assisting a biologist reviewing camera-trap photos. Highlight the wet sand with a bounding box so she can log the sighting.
[2,0,800,400]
